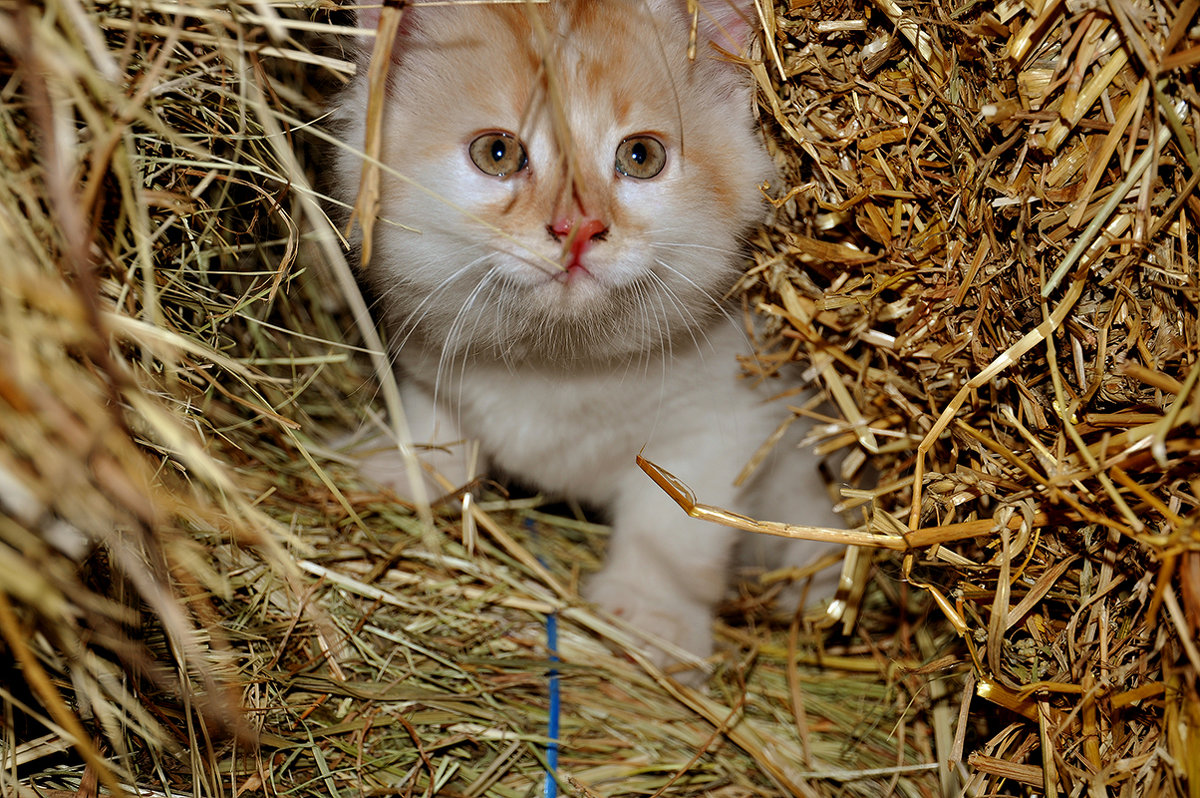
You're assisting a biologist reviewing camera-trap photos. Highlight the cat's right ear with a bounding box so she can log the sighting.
[351,0,385,36]
[348,0,419,56]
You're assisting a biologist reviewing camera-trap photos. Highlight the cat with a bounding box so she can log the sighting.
[332,0,844,671]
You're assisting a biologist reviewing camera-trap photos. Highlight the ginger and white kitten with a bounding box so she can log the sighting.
[335,0,842,667]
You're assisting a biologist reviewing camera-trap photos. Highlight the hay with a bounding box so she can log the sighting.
[744,0,1200,792]
[0,0,1196,797]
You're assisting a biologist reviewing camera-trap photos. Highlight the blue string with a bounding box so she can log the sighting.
[544,609,560,798]
[526,517,560,798]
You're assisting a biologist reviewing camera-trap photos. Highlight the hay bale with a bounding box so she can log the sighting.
[0,0,1196,797]
[749,0,1200,792]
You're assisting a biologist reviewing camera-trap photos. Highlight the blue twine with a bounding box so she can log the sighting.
[544,609,560,798]
[526,517,560,798]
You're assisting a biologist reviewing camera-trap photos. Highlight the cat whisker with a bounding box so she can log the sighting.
[654,241,745,257]
[644,283,667,375]
[389,254,492,355]
[434,266,502,407]
[493,245,565,278]
[447,272,508,432]
[622,280,659,379]
[651,257,743,334]
[462,272,509,395]
[649,225,752,250]
[646,269,709,353]
[627,279,675,438]
[375,267,483,406]
[644,278,674,382]
[495,280,520,370]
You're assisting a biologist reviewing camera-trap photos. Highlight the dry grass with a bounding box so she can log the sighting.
[0,0,1197,796]
[744,0,1200,792]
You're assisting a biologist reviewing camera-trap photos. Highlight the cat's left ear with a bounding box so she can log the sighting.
[670,0,762,55]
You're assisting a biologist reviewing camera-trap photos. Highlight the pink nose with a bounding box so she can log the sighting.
[551,217,608,263]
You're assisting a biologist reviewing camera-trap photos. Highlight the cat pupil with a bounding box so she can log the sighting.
[631,142,647,165]
[490,139,506,162]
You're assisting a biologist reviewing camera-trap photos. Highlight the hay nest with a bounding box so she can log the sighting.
[0,0,1197,796]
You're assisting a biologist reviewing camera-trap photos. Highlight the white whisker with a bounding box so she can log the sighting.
[652,257,742,335]
[387,254,491,352]
[434,266,500,408]
[646,268,709,362]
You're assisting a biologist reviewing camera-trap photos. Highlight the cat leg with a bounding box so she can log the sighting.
[348,381,474,501]
[735,438,847,614]
[585,470,740,675]
[736,534,845,617]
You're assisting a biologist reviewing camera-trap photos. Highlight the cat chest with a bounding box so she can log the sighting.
[444,370,660,502]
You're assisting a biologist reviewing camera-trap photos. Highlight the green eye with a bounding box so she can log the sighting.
[615,135,666,179]
[469,132,528,177]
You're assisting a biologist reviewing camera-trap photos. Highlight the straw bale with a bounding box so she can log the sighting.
[0,0,1196,796]
[744,0,1200,792]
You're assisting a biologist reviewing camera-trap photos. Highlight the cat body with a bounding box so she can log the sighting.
[335,0,842,665]
[382,323,838,659]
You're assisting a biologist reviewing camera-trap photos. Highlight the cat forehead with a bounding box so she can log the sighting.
[407,1,684,82]
[406,3,686,124]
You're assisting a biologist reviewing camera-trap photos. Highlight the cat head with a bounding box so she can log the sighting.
[335,0,773,366]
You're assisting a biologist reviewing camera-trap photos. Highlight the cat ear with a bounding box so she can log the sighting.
[351,0,381,37]
[350,0,419,54]
[658,0,761,56]
[352,0,408,35]
[703,0,761,55]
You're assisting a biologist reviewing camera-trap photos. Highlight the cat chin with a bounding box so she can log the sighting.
[524,264,632,305]
[399,301,722,368]
[482,254,656,310]
[530,280,611,316]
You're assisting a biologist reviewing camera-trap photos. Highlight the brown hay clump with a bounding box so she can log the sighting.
[749,0,1200,793]
[0,0,1197,796]
[0,2,947,796]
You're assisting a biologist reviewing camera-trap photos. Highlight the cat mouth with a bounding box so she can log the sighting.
[553,262,594,283]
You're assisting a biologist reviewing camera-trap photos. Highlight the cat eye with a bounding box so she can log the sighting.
[469,132,528,178]
[615,136,666,179]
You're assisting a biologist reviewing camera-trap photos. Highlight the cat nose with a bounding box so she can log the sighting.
[549,217,608,273]
[549,217,609,255]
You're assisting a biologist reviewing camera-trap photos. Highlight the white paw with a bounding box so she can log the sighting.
[336,428,472,504]
[585,568,715,678]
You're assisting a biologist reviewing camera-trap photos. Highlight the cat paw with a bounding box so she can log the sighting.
[336,428,472,506]
[585,569,715,681]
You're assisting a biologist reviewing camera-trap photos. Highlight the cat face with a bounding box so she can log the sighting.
[337,0,772,365]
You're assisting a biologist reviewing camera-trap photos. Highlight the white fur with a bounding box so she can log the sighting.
[363,323,844,663]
